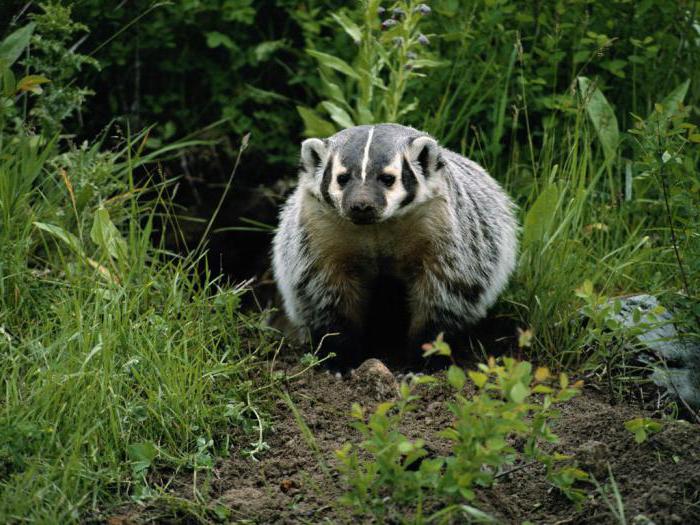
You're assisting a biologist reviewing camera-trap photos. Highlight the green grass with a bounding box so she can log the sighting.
[0,131,276,522]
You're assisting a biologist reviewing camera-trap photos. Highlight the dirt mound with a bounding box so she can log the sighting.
[204,360,700,524]
[116,357,700,524]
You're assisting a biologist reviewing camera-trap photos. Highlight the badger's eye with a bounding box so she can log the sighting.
[337,173,350,186]
[378,174,396,187]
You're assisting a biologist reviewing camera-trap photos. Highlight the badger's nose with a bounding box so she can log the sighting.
[350,201,373,213]
[348,201,378,224]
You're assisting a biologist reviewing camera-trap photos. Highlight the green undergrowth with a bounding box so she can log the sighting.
[0,17,276,523]
[336,342,586,523]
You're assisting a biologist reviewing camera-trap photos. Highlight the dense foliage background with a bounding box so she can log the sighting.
[1,0,698,521]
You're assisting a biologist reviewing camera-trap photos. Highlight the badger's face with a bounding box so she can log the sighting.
[298,124,444,225]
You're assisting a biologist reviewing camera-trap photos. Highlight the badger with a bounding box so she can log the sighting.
[272,124,518,370]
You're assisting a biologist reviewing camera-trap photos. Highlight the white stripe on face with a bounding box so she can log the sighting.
[360,126,375,182]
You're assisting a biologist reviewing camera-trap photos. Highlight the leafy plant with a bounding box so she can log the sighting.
[298,0,442,135]
[624,417,663,444]
[336,345,587,522]
[574,280,668,400]
[20,2,99,135]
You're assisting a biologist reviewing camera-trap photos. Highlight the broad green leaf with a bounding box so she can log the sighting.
[321,101,354,129]
[331,12,361,44]
[648,79,690,129]
[578,76,619,164]
[522,184,559,250]
[447,365,466,390]
[307,50,360,79]
[468,370,488,388]
[296,106,337,137]
[90,207,128,261]
[509,382,530,403]
[128,441,158,475]
[34,222,85,257]
[375,401,394,416]
[0,23,35,68]
[397,440,414,454]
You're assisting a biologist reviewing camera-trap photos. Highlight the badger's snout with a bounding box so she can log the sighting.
[348,200,379,224]
[344,185,383,224]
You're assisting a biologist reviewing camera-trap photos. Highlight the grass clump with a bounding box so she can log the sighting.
[336,342,586,523]
[0,17,275,523]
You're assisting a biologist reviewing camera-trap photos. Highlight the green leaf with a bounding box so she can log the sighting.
[321,101,355,129]
[522,184,560,250]
[296,106,337,137]
[447,365,466,390]
[577,76,619,164]
[1,66,16,96]
[34,222,85,258]
[90,207,128,261]
[397,440,414,454]
[624,417,663,444]
[509,382,530,403]
[468,371,488,388]
[648,79,690,129]
[307,50,360,79]
[0,23,35,68]
[252,40,285,63]
[319,70,347,106]
[330,12,361,44]
[410,58,448,69]
[375,401,394,416]
[128,441,158,475]
[16,75,50,94]
[205,31,236,50]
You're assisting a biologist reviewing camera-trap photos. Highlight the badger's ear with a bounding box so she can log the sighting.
[408,136,444,177]
[300,138,328,175]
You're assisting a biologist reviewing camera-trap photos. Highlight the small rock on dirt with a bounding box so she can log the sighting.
[351,358,399,400]
[576,439,611,479]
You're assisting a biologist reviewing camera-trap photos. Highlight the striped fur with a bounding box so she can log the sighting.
[272,124,518,368]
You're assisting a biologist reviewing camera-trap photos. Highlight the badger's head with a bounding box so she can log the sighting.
[298,124,445,225]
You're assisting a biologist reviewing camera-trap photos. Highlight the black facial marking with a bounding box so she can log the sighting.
[320,162,334,207]
[400,158,418,207]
